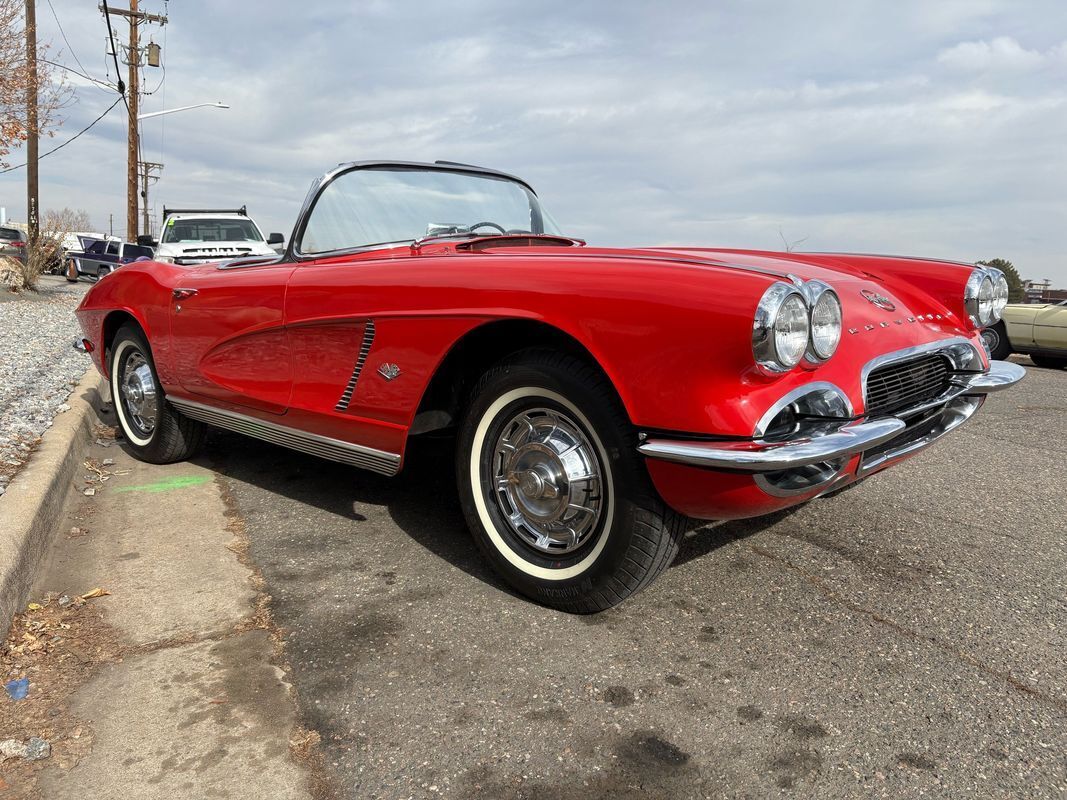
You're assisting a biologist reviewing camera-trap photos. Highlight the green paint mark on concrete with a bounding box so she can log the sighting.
[112,475,212,494]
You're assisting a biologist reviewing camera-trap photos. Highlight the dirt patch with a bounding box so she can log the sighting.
[0,594,122,798]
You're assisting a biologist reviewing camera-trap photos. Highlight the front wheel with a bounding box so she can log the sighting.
[1030,353,1067,370]
[109,324,206,463]
[981,322,1012,360]
[456,350,685,613]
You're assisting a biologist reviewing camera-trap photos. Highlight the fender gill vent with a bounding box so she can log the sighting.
[335,320,376,411]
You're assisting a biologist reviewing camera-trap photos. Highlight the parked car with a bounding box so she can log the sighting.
[982,299,1067,368]
[0,226,27,264]
[74,160,1024,612]
[65,237,154,281]
[144,206,284,265]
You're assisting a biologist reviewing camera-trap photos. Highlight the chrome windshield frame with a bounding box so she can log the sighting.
[285,161,542,263]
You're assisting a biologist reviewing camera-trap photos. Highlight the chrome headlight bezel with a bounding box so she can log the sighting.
[966,265,1008,327]
[753,282,811,373]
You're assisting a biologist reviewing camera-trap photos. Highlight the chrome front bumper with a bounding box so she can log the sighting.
[638,360,1025,473]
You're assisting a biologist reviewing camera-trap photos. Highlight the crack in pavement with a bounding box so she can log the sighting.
[748,544,1067,715]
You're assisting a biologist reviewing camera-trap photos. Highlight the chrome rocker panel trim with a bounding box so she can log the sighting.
[168,397,401,476]
[638,360,1024,473]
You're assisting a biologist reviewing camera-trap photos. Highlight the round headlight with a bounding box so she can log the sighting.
[753,282,810,372]
[809,289,842,360]
[992,273,1009,320]
[977,275,994,325]
[774,294,810,368]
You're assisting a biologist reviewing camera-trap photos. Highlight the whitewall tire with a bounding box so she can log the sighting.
[456,349,685,613]
[109,324,205,464]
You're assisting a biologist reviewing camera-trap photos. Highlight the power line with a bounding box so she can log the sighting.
[40,58,117,92]
[100,0,128,109]
[45,0,91,80]
[1,96,123,174]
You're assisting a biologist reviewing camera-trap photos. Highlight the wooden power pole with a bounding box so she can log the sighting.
[25,0,38,246]
[99,2,167,242]
[126,0,138,243]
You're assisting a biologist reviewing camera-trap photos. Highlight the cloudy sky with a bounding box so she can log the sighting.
[3,0,1066,283]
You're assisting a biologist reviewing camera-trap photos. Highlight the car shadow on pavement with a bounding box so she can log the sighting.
[192,431,509,592]
[188,429,796,595]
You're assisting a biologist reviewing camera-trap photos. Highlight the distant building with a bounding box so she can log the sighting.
[1022,279,1067,303]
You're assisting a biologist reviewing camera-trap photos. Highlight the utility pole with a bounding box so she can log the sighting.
[126,0,137,243]
[138,160,163,237]
[25,0,38,246]
[99,2,166,242]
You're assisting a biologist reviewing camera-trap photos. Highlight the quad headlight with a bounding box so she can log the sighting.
[753,279,842,373]
[965,266,1008,326]
[806,281,843,361]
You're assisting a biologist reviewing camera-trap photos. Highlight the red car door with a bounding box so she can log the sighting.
[283,251,480,456]
[167,261,297,414]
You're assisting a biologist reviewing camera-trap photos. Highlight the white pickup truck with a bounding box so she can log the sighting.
[147,207,284,265]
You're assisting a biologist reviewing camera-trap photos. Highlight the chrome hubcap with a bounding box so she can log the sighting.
[981,327,1000,354]
[120,351,158,436]
[491,407,604,555]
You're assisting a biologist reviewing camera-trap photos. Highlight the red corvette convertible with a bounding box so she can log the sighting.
[75,161,1024,611]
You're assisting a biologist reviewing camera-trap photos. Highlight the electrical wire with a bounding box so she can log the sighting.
[45,0,91,80]
[101,0,128,108]
[40,58,117,92]
[1,96,123,173]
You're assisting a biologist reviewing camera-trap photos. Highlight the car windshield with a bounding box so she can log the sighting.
[162,218,264,244]
[299,167,561,254]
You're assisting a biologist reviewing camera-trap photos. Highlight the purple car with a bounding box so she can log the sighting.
[65,237,154,281]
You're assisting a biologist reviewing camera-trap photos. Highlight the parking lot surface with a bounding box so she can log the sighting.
[206,358,1065,798]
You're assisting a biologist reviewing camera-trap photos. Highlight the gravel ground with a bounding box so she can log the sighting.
[0,276,90,496]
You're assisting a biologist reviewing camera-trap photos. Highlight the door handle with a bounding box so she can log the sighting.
[172,288,198,300]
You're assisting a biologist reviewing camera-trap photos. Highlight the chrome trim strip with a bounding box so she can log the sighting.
[858,396,983,476]
[638,418,905,473]
[335,320,376,411]
[753,381,853,438]
[168,397,401,476]
[960,360,1025,393]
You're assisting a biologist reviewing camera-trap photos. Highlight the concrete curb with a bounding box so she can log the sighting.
[0,366,104,633]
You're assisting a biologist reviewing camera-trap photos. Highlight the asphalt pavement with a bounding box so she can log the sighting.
[199,357,1065,799]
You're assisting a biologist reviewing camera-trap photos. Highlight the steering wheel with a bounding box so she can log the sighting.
[469,221,507,235]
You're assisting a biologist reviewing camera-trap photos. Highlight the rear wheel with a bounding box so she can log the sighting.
[109,324,206,463]
[981,322,1012,360]
[456,349,685,613]
[1030,353,1067,370]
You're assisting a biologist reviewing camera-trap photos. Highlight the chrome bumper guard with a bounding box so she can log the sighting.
[638,360,1024,473]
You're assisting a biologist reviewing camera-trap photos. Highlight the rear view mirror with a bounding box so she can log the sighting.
[267,233,284,246]
[137,235,158,248]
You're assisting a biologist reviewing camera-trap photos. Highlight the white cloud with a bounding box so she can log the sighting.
[3,0,1067,285]
[937,36,1049,72]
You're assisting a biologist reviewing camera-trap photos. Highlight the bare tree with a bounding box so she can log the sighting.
[0,0,68,169]
[777,227,809,253]
[1,207,86,291]
[48,206,93,231]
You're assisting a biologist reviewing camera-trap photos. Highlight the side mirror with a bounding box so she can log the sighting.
[267,233,284,246]
[136,235,157,248]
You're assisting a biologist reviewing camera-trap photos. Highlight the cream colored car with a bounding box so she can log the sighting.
[983,299,1067,368]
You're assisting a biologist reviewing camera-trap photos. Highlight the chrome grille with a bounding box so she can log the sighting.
[865,353,952,417]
